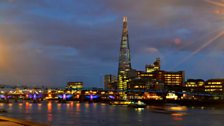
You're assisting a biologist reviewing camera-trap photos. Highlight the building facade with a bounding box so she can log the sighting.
[104,74,117,90]
[160,71,185,87]
[205,79,224,93]
[117,17,132,90]
[66,82,83,90]
[184,79,205,92]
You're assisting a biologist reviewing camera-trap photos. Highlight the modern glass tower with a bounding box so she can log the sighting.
[118,17,132,90]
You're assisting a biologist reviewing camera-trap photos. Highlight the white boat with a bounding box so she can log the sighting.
[128,101,146,108]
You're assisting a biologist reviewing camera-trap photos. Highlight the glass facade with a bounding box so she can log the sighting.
[118,17,132,90]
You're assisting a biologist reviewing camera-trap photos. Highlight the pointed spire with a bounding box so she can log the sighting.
[123,16,127,22]
[122,17,128,36]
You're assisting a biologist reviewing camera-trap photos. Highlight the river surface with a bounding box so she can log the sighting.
[0,101,224,126]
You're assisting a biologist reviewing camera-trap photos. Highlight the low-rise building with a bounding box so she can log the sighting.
[205,79,224,93]
[185,79,205,92]
[66,82,83,90]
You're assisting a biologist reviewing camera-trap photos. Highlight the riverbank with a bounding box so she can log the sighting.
[0,116,49,126]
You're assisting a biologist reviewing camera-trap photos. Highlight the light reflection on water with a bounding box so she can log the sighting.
[37,103,42,112]
[0,102,224,126]
[18,103,23,110]
[47,102,53,122]
[57,103,61,111]
[171,113,185,121]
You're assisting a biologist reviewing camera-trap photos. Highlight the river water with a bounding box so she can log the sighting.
[0,101,223,126]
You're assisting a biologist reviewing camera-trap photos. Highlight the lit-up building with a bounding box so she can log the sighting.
[204,79,224,93]
[125,57,183,91]
[184,79,205,92]
[104,74,117,90]
[117,17,132,90]
[66,82,83,90]
[127,69,164,91]
[127,70,151,90]
[145,58,160,73]
[160,71,185,87]
[127,78,148,91]
[152,70,185,87]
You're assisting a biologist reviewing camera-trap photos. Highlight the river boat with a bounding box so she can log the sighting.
[109,100,132,105]
[128,101,147,108]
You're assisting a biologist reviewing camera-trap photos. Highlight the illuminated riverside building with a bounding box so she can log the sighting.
[126,59,159,91]
[117,17,132,90]
[104,74,117,90]
[66,82,83,90]
[184,79,205,92]
[204,79,224,93]
[126,58,183,91]
[127,69,163,91]
[157,71,185,87]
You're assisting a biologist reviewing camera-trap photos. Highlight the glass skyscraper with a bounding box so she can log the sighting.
[117,17,132,90]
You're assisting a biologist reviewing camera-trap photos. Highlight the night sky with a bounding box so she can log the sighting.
[0,0,224,87]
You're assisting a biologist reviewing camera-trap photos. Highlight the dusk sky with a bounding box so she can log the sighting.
[0,0,224,87]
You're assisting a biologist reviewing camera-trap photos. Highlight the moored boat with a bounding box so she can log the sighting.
[128,101,146,108]
[109,100,132,105]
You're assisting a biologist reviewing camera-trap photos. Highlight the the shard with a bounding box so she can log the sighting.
[117,17,132,90]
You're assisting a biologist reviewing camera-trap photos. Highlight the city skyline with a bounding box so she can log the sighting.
[0,0,224,87]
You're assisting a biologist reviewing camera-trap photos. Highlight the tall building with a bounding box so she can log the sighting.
[118,17,132,90]
[104,74,117,90]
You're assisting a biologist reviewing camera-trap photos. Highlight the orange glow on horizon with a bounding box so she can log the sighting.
[205,0,224,7]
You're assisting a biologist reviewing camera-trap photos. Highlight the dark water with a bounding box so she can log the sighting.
[0,101,224,126]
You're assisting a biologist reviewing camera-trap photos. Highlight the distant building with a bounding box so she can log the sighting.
[184,79,205,92]
[127,69,164,91]
[104,74,117,90]
[145,58,160,73]
[66,82,83,90]
[152,70,184,86]
[126,63,184,92]
[127,78,148,91]
[160,71,185,87]
[205,79,224,93]
[127,70,151,91]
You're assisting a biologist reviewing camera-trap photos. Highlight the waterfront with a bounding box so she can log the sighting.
[0,102,223,126]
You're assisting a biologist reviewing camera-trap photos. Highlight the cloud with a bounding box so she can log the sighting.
[0,0,224,87]
[145,47,159,53]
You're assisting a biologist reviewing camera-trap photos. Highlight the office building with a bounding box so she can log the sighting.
[185,79,205,92]
[205,79,224,93]
[104,74,117,90]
